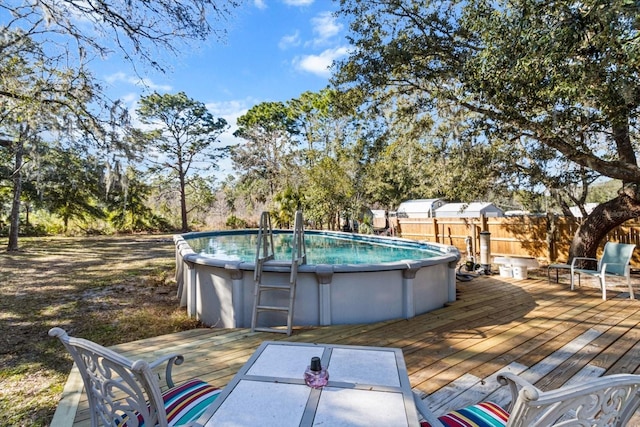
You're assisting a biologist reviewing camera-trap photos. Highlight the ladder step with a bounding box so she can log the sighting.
[262,259,293,267]
[258,284,291,290]
[253,327,289,334]
[256,305,290,312]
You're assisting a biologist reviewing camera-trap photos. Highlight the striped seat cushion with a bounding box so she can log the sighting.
[121,379,222,426]
[421,402,509,427]
[163,379,221,425]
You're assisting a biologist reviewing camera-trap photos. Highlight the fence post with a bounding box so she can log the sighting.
[546,213,556,263]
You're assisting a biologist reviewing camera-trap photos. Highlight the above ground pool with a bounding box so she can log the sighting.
[175,229,460,329]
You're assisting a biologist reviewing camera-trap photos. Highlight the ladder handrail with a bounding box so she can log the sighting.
[290,210,306,267]
[254,212,275,282]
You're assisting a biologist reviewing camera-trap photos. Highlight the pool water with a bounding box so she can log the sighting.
[186,232,440,265]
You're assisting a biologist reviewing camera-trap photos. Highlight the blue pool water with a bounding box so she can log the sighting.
[185,231,440,265]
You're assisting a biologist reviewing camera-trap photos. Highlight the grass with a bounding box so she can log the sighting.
[0,234,202,426]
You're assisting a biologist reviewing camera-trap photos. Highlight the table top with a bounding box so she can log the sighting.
[197,341,419,426]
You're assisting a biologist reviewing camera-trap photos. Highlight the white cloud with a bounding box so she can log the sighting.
[279,30,301,50]
[206,99,248,121]
[293,46,350,77]
[311,11,341,45]
[105,72,173,92]
[283,0,314,5]
[254,0,267,9]
[120,93,138,105]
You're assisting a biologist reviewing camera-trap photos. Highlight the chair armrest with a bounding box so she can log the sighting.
[600,262,630,278]
[148,353,184,388]
[412,391,445,427]
[496,372,541,411]
[521,374,640,424]
[570,257,597,266]
[571,257,598,272]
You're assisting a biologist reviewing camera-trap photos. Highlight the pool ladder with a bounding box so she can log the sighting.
[251,210,306,336]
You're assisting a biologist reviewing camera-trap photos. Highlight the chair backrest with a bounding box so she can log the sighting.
[49,327,168,427]
[502,372,640,427]
[599,242,636,276]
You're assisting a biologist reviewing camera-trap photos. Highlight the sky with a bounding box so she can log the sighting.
[97,0,351,178]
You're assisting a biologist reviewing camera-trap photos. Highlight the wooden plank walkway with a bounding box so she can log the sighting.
[56,272,640,426]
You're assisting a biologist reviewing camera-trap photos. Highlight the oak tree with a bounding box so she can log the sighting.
[335,0,640,259]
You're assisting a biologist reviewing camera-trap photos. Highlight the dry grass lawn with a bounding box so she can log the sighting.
[0,234,202,426]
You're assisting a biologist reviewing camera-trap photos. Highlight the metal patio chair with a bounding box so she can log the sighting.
[49,327,221,427]
[415,371,640,427]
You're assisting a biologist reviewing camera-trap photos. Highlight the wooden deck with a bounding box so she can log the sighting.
[56,271,640,426]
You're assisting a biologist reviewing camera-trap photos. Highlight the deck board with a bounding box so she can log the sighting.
[54,273,640,426]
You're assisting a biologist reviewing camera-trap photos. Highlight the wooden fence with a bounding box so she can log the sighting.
[393,216,640,267]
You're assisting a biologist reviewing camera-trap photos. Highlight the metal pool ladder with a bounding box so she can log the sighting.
[251,210,306,335]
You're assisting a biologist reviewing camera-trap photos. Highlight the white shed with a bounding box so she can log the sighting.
[435,202,504,218]
[396,199,447,218]
[569,203,598,218]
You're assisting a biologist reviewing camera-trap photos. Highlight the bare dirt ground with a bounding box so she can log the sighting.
[0,234,201,426]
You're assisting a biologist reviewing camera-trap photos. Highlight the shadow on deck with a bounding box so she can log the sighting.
[55,272,640,426]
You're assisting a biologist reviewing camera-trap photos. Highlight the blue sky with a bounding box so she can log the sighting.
[98,0,350,177]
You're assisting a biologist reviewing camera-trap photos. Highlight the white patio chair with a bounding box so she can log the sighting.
[49,327,222,427]
[570,242,636,300]
[415,372,640,427]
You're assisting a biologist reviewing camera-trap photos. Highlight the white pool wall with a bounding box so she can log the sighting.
[174,230,460,328]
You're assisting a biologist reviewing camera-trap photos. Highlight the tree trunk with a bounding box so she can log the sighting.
[179,173,188,232]
[7,136,24,252]
[568,184,640,265]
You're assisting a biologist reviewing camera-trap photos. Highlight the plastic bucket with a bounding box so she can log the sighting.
[513,266,528,280]
[499,266,512,278]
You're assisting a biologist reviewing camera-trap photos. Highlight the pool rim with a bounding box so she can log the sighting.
[176,229,461,273]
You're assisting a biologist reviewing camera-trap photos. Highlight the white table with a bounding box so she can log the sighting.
[197,341,419,426]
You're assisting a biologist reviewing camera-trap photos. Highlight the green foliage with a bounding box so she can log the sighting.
[272,187,304,228]
[32,148,106,232]
[225,214,248,229]
[304,156,354,230]
[358,213,374,235]
[232,101,300,200]
[136,92,228,166]
[587,180,623,204]
[104,166,174,233]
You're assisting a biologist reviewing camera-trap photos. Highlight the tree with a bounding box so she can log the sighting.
[232,101,299,201]
[103,164,173,233]
[136,91,227,232]
[0,31,101,250]
[335,0,640,260]
[1,0,241,74]
[34,148,106,233]
[287,89,373,228]
[305,157,354,230]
